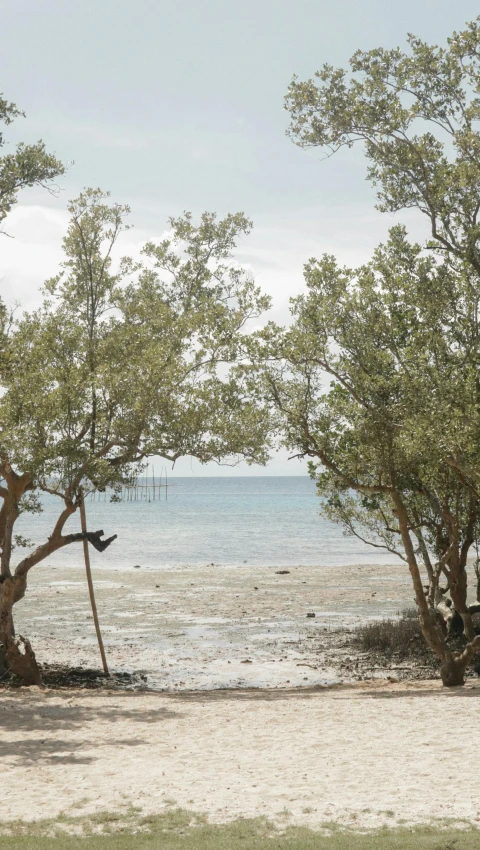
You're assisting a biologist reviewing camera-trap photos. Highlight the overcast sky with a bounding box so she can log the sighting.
[1,0,478,475]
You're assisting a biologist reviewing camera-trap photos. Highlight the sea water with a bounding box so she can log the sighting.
[15,476,398,570]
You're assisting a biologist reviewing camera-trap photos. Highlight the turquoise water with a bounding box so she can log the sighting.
[15,476,398,570]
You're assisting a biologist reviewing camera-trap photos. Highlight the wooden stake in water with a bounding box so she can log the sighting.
[79,491,110,676]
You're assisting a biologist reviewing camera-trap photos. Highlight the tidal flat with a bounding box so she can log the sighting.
[13,561,418,689]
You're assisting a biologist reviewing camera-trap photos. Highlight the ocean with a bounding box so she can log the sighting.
[15,476,398,571]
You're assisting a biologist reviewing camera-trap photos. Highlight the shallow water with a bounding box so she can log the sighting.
[15,476,398,571]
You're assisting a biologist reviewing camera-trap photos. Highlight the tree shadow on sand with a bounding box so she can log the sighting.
[0,692,180,733]
[0,735,146,766]
[158,681,480,702]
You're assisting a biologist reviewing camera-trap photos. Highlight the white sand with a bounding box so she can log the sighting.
[2,680,480,830]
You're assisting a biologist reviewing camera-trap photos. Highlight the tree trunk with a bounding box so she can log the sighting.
[392,495,462,683]
[439,654,468,687]
[0,575,42,686]
[475,561,480,603]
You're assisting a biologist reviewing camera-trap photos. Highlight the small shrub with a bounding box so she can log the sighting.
[355,609,424,656]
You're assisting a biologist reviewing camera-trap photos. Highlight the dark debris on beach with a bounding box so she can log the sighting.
[0,664,149,691]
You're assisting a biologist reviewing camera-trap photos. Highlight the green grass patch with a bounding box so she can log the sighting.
[0,809,479,849]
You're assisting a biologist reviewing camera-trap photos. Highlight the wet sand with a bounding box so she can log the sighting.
[15,560,415,689]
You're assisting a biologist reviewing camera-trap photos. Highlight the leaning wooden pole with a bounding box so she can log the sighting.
[79,490,110,676]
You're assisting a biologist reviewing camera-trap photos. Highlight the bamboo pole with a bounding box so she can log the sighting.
[79,491,110,676]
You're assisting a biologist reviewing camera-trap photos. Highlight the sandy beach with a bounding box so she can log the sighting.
[2,680,480,830]
[3,560,478,831]
[14,560,417,689]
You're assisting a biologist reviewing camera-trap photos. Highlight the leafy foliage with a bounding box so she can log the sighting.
[278,17,480,684]
[0,189,272,681]
[2,191,271,503]
[262,227,480,683]
[0,93,64,229]
[285,17,480,273]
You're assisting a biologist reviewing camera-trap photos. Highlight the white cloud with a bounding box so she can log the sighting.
[0,204,176,310]
[0,199,431,317]
[232,204,430,326]
[0,205,68,310]
[26,119,159,152]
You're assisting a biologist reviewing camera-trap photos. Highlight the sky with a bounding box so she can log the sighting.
[1,0,478,475]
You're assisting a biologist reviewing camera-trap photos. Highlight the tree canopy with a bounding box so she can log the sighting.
[0,189,271,684]
[0,93,64,229]
[263,225,480,685]
[276,18,480,684]
[285,17,480,275]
